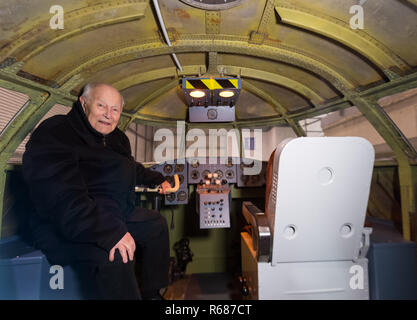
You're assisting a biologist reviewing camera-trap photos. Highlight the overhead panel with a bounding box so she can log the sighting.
[218,53,339,100]
[84,55,183,90]
[122,78,177,113]
[236,90,280,120]
[0,0,415,131]
[286,0,417,67]
[245,79,311,113]
[275,4,408,77]
[114,65,203,91]
[56,38,356,93]
[139,86,187,120]
[220,65,324,105]
[0,1,148,62]
[183,77,241,123]
[131,80,180,115]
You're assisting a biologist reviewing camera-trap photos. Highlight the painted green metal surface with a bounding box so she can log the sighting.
[0,0,416,250]
[347,94,416,240]
[242,80,306,137]
[220,65,324,104]
[275,4,408,79]
[55,38,356,92]
[0,1,148,61]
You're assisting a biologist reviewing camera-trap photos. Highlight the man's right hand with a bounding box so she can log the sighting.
[109,232,136,263]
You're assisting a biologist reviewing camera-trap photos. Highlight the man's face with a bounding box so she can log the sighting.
[80,85,123,135]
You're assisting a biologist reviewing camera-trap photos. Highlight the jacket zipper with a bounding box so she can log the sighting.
[103,136,106,147]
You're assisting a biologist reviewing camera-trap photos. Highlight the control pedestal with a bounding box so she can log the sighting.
[196,173,231,229]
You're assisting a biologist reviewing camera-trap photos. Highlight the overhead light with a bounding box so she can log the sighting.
[219,90,235,98]
[190,90,206,98]
[182,78,241,123]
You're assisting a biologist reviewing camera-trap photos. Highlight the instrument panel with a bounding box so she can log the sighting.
[144,157,266,226]
[150,160,189,205]
[187,157,237,184]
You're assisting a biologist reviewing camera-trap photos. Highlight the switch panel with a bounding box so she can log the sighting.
[196,184,231,229]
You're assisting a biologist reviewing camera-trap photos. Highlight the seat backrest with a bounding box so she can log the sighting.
[265,137,374,265]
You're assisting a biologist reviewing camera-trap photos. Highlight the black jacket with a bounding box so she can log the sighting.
[22,100,165,254]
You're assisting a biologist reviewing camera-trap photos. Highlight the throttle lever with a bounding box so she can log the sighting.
[135,174,180,194]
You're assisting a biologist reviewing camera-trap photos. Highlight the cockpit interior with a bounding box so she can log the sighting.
[0,0,417,301]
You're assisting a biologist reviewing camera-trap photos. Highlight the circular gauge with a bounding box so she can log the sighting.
[215,170,223,179]
[166,193,175,202]
[163,164,173,174]
[191,159,200,168]
[203,170,211,179]
[225,169,235,179]
[177,191,187,202]
[207,109,218,120]
[191,170,200,180]
[175,164,184,172]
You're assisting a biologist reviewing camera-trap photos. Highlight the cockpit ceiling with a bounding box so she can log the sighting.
[0,0,416,126]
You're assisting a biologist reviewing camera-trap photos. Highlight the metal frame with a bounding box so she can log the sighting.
[0,71,416,242]
[0,1,148,62]
[275,4,408,79]
[0,0,416,240]
[54,37,356,92]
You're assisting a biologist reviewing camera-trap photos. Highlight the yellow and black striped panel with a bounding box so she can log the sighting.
[184,78,240,90]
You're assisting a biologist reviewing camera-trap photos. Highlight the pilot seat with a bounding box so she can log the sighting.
[240,137,374,299]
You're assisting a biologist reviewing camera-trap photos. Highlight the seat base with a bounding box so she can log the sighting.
[241,233,369,300]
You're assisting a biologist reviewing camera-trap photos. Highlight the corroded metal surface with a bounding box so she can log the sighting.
[3,0,415,117]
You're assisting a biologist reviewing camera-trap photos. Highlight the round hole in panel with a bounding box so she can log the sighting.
[166,193,175,202]
[207,109,218,120]
[191,170,200,180]
[175,164,184,172]
[177,191,187,202]
[340,223,354,238]
[163,164,173,174]
[318,167,334,186]
[203,170,211,179]
[215,169,223,179]
[225,169,234,179]
[283,225,297,240]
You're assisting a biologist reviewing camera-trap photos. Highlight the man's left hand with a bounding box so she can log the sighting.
[159,180,172,194]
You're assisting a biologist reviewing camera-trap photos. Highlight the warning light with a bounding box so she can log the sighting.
[219,90,235,98]
[190,90,206,98]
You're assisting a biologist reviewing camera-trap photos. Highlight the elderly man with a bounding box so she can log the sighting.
[22,83,171,299]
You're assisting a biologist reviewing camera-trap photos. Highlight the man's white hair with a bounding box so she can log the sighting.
[81,83,125,108]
